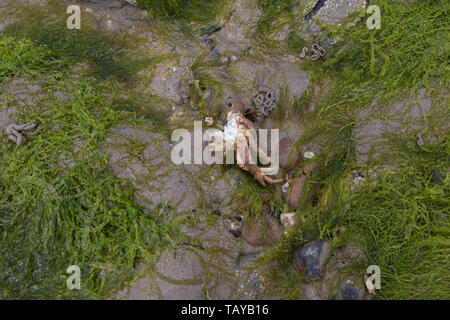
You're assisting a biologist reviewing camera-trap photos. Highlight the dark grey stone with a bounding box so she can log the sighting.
[293,240,331,279]
[341,285,362,300]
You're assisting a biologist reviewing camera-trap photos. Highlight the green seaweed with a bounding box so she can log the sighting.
[0,0,448,301]
[0,2,180,299]
[2,1,157,82]
[137,0,228,22]
[0,84,180,299]
[246,0,450,300]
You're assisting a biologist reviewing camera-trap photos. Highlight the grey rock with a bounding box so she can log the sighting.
[355,87,443,164]
[300,280,328,300]
[272,208,282,220]
[117,249,206,300]
[312,0,367,26]
[293,239,331,279]
[262,203,271,215]
[271,24,290,41]
[340,285,361,300]
[104,125,200,214]
[154,249,205,300]
[228,58,310,106]
[200,25,222,36]
[221,0,261,48]
[431,170,444,186]
[336,275,367,300]
[125,0,137,6]
[148,64,189,104]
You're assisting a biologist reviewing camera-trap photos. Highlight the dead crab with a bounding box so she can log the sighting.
[207,99,283,186]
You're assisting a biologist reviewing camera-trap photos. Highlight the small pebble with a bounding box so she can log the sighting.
[281,182,290,194]
[229,229,241,238]
[273,208,282,219]
[304,151,315,159]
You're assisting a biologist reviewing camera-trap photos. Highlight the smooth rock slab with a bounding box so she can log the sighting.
[228,58,310,106]
[308,0,367,26]
[154,249,205,300]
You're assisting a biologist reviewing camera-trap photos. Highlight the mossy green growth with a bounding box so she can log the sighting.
[342,144,449,299]
[0,37,52,80]
[136,0,228,22]
[248,0,450,300]
[2,1,157,82]
[257,135,449,300]
[294,0,449,178]
[258,0,296,24]
[3,25,150,82]
[0,85,179,299]
[255,0,301,47]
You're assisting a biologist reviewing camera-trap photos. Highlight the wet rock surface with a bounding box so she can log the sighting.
[312,0,367,26]
[354,87,446,164]
[293,240,371,300]
[336,275,366,300]
[292,240,331,279]
[228,58,310,107]
[0,108,16,133]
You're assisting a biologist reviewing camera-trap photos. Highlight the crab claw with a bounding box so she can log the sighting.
[253,168,267,187]
[254,169,283,186]
[263,175,283,185]
[244,164,282,187]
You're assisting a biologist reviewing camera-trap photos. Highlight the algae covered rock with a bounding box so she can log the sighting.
[241,213,283,247]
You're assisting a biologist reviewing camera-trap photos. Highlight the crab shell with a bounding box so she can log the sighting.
[224,99,282,187]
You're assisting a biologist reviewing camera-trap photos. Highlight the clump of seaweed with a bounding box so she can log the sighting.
[0,37,52,81]
[136,0,228,22]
